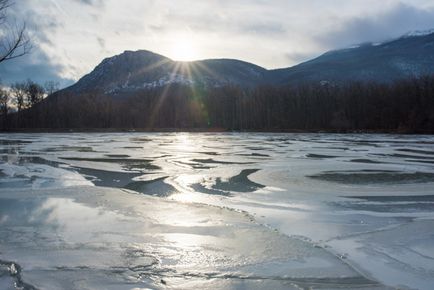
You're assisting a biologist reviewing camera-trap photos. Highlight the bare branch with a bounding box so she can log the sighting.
[0,0,12,26]
[0,0,31,64]
[0,0,12,10]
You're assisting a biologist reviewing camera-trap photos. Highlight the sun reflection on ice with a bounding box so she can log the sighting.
[171,191,202,203]
[173,133,197,152]
[174,174,200,188]
[170,174,215,204]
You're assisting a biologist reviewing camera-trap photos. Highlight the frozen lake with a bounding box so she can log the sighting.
[1,133,434,289]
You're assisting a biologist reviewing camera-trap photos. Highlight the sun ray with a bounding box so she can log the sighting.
[147,61,182,128]
[192,61,224,83]
[128,58,172,80]
[181,62,211,127]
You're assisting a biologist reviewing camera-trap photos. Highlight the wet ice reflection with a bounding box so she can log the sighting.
[1,132,434,289]
[0,187,375,289]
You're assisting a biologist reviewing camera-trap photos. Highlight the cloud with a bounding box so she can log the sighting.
[317,3,434,48]
[152,2,287,37]
[1,0,434,87]
[0,48,74,87]
[73,0,104,7]
[0,0,73,86]
[284,52,318,65]
[97,37,106,50]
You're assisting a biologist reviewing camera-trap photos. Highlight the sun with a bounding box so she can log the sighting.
[170,39,198,61]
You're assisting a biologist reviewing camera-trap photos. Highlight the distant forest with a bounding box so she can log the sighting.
[2,75,434,133]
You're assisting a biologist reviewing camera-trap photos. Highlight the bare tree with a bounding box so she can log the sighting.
[44,80,60,96]
[0,0,31,64]
[25,79,44,107]
[0,87,8,113]
[0,85,10,129]
[11,81,27,111]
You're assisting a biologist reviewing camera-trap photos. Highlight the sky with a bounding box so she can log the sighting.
[1,0,434,88]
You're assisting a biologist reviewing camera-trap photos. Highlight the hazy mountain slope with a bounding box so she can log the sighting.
[270,31,434,85]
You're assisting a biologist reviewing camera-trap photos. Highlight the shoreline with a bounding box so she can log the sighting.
[2,128,434,134]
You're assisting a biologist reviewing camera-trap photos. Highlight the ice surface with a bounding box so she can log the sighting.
[0,187,372,289]
[1,132,434,289]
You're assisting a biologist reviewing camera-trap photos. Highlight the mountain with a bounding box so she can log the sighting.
[67,50,267,95]
[61,30,434,97]
[7,31,434,132]
[271,30,434,85]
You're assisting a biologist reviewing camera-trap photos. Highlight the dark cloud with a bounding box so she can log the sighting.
[148,24,166,33]
[97,37,105,50]
[0,49,74,88]
[240,22,286,36]
[73,0,103,7]
[1,0,75,87]
[318,3,434,49]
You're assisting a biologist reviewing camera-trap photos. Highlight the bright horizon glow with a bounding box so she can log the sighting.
[169,39,199,61]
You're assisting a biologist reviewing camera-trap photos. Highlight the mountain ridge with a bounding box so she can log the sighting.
[63,31,434,96]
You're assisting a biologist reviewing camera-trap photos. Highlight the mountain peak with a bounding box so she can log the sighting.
[336,28,434,53]
[68,49,267,94]
[119,49,169,58]
[103,49,170,64]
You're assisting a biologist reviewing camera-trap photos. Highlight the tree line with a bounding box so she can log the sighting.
[2,75,434,133]
[0,80,59,129]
